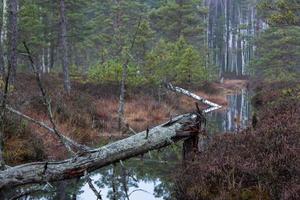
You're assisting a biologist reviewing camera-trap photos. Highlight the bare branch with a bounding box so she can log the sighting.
[5,105,90,152]
[0,113,199,189]
[85,172,102,200]
[165,82,222,113]
[129,189,152,197]
[22,42,88,154]
[0,81,221,190]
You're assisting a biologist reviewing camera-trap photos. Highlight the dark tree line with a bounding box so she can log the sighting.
[0,0,260,93]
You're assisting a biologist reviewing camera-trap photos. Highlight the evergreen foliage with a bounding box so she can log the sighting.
[145,37,211,85]
[251,0,300,81]
[251,26,300,81]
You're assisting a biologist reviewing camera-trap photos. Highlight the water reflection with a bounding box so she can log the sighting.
[28,89,251,200]
[77,90,251,200]
[79,171,164,200]
[207,89,251,133]
[77,153,179,200]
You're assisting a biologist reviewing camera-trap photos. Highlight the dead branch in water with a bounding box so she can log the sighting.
[0,113,199,189]
[165,82,222,113]
[0,81,222,191]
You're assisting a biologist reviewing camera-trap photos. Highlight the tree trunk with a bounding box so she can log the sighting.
[55,181,68,200]
[0,0,5,75]
[6,0,18,83]
[59,0,71,94]
[49,39,55,70]
[0,84,221,189]
[236,6,243,76]
[225,0,230,73]
[117,63,127,130]
[0,113,201,189]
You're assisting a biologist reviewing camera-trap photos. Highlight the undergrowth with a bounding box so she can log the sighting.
[174,82,300,200]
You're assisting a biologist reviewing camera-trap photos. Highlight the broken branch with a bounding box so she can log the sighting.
[165,82,222,113]
[5,105,90,152]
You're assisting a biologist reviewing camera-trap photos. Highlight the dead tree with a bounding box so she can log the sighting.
[0,113,201,189]
[0,84,222,191]
[117,17,142,130]
[165,82,222,113]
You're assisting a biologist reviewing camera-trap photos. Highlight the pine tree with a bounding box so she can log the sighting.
[6,0,18,83]
[150,0,205,46]
[251,0,300,81]
[59,0,71,93]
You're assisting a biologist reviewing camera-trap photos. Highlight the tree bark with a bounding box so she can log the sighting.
[0,83,221,189]
[165,83,222,113]
[6,0,18,83]
[0,0,4,75]
[117,17,142,131]
[0,113,200,189]
[117,63,127,130]
[59,0,71,94]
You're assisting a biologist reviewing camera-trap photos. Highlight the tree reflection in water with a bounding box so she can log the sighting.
[25,90,250,200]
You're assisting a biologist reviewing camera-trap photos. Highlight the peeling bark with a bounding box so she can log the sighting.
[0,113,198,189]
[0,84,221,190]
[165,82,222,113]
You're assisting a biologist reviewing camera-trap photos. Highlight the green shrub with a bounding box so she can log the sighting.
[88,60,146,87]
[145,37,212,85]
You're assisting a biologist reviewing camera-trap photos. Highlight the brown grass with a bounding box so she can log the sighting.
[6,73,247,160]
[174,81,300,200]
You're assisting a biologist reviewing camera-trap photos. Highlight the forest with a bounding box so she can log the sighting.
[0,0,299,199]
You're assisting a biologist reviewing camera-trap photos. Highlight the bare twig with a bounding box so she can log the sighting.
[111,164,117,200]
[128,126,137,134]
[129,189,152,197]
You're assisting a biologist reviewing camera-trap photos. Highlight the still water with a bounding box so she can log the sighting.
[29,89,251,200]
[77,89,251,200]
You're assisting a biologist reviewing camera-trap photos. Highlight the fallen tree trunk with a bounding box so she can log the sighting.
[165,83,222,113]
[0,113,199,189]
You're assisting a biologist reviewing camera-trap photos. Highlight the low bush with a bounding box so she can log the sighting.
[88,60,146,87]
[3,115,46,165]
[174,82,300,200]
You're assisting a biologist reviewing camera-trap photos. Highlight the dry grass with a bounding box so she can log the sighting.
[6,73,247,161]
